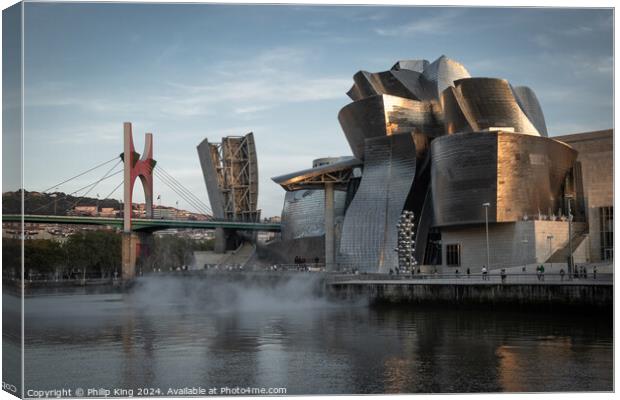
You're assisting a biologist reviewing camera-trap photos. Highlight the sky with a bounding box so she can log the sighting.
[4,2,614,217]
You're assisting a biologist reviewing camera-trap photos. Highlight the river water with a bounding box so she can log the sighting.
[3,275,613,395]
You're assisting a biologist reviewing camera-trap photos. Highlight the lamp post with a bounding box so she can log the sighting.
[547,235,554,269]
[522,239,528,272]
[482,203,491,269]
[565,194,574,279]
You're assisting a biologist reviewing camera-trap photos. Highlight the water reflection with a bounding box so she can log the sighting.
[11,275,613,394]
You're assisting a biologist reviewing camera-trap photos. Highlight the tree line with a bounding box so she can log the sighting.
[2,190,121,215]
[2,230,214,281]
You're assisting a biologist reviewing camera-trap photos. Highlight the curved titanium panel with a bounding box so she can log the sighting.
[338,132,417,272]
[512,86,549,137]
[391,70,438,101]
[347,70,437,102]
[280,189,346,241]
[495,133,576,221]
[338,94,443,160]
[450,78,541,136]
[431,131,577,226]
[422,55,471,99]
[391,59,429,73]
[440,86,472,135]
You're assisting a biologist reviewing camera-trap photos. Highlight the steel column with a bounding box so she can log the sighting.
[324,182,335,271]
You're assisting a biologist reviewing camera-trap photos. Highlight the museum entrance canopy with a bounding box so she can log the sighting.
[271,157,362,191]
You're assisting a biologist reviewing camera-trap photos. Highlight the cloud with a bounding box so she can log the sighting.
[27,46,350,125]
[160,47,351,117]
[234,105,272,115]
[537,53,613,78]
[374,9,463,36]
[35,123,122,145]
[531,15,612,49]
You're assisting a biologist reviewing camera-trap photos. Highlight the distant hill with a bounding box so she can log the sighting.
[2,190,122,215]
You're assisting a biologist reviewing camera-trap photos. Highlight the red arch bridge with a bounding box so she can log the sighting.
[5,123,280,281]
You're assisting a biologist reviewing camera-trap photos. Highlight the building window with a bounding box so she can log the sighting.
[599,206,613,261]
[446,244,461,266]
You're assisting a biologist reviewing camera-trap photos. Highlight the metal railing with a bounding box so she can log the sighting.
[328,272,613,284]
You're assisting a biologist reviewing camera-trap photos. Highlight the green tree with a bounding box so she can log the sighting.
[62,230,121,278]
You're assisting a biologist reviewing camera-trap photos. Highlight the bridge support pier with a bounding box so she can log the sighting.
[214,227,227,254]
[122,231,153,280]
[214,227,243,253]
[122,233,137,280]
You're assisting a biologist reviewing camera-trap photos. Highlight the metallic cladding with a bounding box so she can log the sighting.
[422,55,471,99]
[512,86,549,137]
[431,131,577,226]
[431,131,498,226]
[448,78,541,136]
[280,189,347,241]
[338,94,443,160]
[197,138,226,219]
[495,133,576,221]
[346,69,437,102]
[278,157,351,241]
[403,133,434,264]
[338,132,417,272]
[391,59,429,73]
[440,86,472,135]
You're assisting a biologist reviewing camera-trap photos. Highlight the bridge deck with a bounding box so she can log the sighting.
[2,214,281,232]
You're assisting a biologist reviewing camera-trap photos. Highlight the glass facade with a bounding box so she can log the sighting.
[599,206,613,261]
[446,244,461,267]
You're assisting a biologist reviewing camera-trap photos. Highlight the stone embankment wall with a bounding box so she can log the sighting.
[326,281,612,310]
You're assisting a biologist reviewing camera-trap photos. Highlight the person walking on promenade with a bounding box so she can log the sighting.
[593,266,597,280]
[481,266,488,281]
[500,268,507,284]
[583,266,588,280]
[540,265,545,281]
[536,265,541,281]
[560,268,565,281]
[467,268,471,278]
[455,269,459,278]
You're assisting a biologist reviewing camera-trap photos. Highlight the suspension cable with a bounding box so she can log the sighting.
[30,162,123,213]
[153,169,211,216]
[154,165,213,214]
[155,166,212,212]
[67,160,123,210]
[100,180,124,203]
[154,174,210,216]
[153,169,211,215]
[40,156,119,193]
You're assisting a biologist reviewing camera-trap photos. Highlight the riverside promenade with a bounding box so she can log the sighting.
[325,270,613,310]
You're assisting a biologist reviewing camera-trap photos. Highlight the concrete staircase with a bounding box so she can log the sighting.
[546,224,588,264]
[218,242,256,267]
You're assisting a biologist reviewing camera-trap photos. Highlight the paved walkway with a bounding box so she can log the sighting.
[328,268,613,285]
[328,277,612,286]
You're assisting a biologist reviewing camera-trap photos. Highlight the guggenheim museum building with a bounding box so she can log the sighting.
[264,55,612,273]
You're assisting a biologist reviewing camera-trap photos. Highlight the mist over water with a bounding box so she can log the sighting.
[128,274,352,314]
[8,273,613,394]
